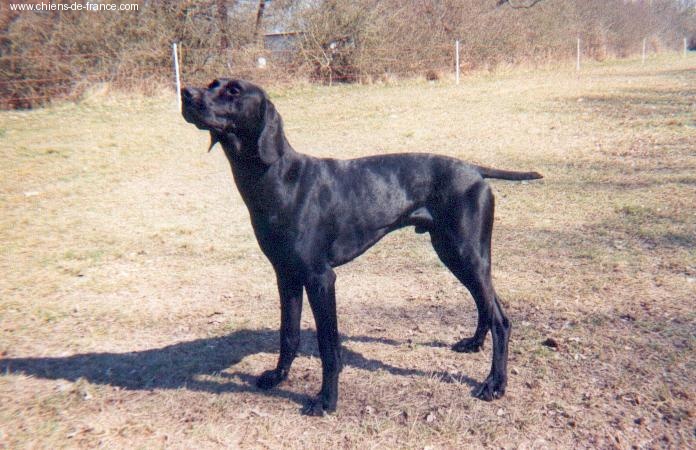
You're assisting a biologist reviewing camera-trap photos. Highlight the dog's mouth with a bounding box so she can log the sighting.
[181,88,214,130]
[181,99,209,131]
[182,110,205,129]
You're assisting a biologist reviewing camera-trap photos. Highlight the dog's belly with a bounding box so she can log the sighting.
[327,206,434,267]
[327,226,391,267]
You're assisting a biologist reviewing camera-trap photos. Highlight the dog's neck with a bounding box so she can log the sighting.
[216,129,297,209]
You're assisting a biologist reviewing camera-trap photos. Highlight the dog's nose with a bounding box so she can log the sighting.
[182,87,204,104]
[181,87,194,101]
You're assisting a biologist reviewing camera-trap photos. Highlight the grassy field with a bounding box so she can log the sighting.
[1,55,694,449]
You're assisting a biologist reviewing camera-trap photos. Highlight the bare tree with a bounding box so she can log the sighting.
[217,0,230,49]
[255,0,266,39]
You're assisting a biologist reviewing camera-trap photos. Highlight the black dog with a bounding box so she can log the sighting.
[181,79,542,415]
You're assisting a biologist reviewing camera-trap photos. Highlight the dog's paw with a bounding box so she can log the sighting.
[452,337,484,353]
[301,396,336,417]
[301,399,327,417]
[256,369,287,390]
[474,376,506,401]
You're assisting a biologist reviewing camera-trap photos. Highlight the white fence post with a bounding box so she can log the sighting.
[576,37,580,71]
[642,38,646,64]
[455,40,460,85]
[173,42,182,110]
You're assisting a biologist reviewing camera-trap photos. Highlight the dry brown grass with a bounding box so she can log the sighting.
[1,54,695,449]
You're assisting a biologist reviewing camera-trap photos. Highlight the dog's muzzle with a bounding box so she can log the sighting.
[181,88,208,129]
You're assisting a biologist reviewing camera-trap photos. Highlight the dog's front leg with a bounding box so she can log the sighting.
[303,267,341,416]
[257,270,303,390]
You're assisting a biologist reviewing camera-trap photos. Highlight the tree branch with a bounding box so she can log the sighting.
[496,0,545,8]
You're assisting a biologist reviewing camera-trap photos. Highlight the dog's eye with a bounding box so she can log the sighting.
[226,84,241,96]
[208,80,220,89]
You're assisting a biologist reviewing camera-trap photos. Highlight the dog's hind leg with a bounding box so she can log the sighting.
[429,181,510,400]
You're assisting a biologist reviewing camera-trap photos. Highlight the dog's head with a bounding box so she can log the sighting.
[181,79,283,164]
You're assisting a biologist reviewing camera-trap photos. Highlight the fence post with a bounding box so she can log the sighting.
[642,38,646,64]
[576,37,580,71]
[455,40,460,85]
[685,37,688,58]
[172,42,182,110]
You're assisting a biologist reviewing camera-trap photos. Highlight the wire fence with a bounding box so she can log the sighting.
[176,43,459,85]
[0,44,455,108]
[0,38,692,110]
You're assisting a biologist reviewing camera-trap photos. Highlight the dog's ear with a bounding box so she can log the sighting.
[256,97,283,165]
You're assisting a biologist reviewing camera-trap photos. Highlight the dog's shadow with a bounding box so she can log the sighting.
[0,329,480,407]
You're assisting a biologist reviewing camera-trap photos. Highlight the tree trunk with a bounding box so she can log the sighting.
[218,0,230,49]
[255,0,266,41]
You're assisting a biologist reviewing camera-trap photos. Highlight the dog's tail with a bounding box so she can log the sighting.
[474,165,543,181]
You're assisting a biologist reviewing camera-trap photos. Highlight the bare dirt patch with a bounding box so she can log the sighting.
[1,56,695,448]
